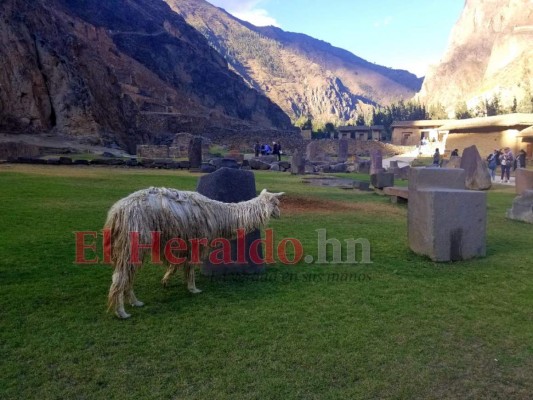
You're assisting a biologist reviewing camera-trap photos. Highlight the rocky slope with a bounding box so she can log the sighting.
[0,0,293,152]
[418,0,533,115]
[165,0,422,126]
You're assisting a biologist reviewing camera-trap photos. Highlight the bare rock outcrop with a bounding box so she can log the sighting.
[418,0,533,115]
[0,0,294,152]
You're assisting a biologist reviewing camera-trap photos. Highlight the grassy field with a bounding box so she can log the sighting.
[0,164,531,399]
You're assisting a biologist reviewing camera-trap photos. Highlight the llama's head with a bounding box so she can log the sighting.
[260,189,285,219]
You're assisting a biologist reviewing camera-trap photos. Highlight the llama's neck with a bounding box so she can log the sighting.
[212,196,270,237]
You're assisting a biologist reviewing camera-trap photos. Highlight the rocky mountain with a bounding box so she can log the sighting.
[165,0,422,126]
[0,0,293,152]
[418,0,533,116]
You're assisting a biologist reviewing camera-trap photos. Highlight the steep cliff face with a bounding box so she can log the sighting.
[418,0,533,115]
[165,0,422,126]
[0,0,293,150]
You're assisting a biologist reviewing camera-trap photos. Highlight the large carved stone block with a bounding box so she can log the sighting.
[408,168,487,262]
[515,169,533,195]
[506,190,533,223]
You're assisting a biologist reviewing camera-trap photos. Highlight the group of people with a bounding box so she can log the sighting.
[254,141,282,161]
[486,148,527,182]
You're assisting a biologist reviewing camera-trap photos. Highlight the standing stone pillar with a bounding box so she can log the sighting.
[370,150,384,175]
[188,136,203,169]
[197,168,265,275]
[306,141,319,161]
[338,139,348,162]
[291,149,305,174]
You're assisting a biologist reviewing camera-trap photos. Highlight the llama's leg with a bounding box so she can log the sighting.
[108,267,131,319]
[126,264,144,307]
[128,289,144,307]
[162,264,180,286]
[184,263,202,294]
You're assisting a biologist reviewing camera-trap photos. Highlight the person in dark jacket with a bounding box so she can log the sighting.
[272,141,282,161]
[432,148,441,166]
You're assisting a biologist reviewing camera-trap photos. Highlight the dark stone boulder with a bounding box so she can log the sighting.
[59,157,73,165]
[200,163,216,173]
[371,172,394,189]
[197,168,265,275]
[219,158,240,169]
[179,160,191,169]
[188,136,203,169]
[278,161,291,171]
[249,158,271,170]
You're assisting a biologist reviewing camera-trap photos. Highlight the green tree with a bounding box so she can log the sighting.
[455,101,472,119]
[356,114,366,126]
[324,122,336,137]
[428,102,448,119]
[485,93,503,116]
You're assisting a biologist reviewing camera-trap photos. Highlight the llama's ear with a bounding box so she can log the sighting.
[274,192,285,197]
[260,188,267,196]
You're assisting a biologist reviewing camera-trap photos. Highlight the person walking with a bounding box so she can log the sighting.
[487,149,498,181]
[499,147,514,183]
[272,141,282,161]
[432,148,441,167]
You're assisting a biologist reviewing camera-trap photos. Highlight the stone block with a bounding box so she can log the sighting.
[357,160,370,174]
[291,149,305,174]
[188,137,203,168]
[355,181,371,191]
[338,139,348,162]
[384,186,409,203]
[249,158,271,170]
[219,158,240,169]
[331,163,347,173]
[370,172,394,189]
[515,169,533,195]
[200,163,216,173]
[408,167,466,191]
[408,188,486,261]
[370,150,384,175]
[197,168,265,275]
[459,145,491,190]
[278,161,291,171]
[506,190,533,223]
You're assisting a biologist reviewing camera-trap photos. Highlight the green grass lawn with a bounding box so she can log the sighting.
[0,165,531,399]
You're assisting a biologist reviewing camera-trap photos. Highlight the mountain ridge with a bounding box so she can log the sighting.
[0,0,294,152]
[165,0,422,126]
[418,0,533,115]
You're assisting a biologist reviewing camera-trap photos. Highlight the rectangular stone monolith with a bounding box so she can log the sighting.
[408,168,486,262]
[197,168,265,275]
[188,136,203,169]
[515,168,533,195]
[370,172,394,189]
[338,139,348,162]
[370,150,384,175]
[291,149,305,174]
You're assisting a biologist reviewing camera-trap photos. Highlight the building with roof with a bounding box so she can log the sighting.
[391,114,533,158]
[337,125,385,141]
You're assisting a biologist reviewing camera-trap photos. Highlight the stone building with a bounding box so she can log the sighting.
[391,114,533,158]
[391,120,450,146]
[337,125,384,141]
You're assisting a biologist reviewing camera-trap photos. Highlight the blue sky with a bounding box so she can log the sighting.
[206,0,465,77]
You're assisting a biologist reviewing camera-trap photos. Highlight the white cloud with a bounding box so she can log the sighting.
[373,16,393,28]
[207,0,280,27]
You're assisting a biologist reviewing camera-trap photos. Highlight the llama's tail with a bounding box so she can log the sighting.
[105,206,133,312]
